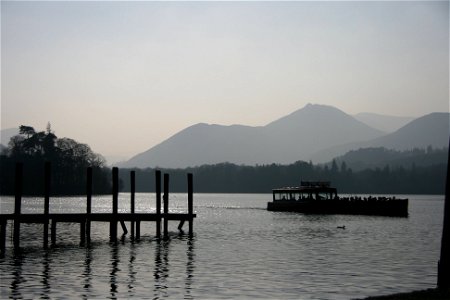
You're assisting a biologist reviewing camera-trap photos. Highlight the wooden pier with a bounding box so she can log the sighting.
[0,163,196,256]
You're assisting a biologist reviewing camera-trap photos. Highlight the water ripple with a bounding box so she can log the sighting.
[0,194,444,299]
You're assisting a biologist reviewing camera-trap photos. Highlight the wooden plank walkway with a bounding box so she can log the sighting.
[0,164,196,256]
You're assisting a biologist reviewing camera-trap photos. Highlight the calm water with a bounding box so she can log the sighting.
[0,194,444,299]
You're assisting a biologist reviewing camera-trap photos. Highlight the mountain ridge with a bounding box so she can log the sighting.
[310,112,450,163]
[121,104,399,168]
[3,105,447,168]
[353,112,414,133]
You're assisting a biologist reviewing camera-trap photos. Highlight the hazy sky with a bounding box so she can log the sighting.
[1,1,449,163]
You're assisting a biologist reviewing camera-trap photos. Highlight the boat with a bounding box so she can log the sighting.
[267,181,408,217]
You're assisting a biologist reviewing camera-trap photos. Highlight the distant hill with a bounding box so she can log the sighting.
[122,104,384,168]
[367,112,449,149]
[311,112,450,163]
[328,147,448,172]
[353,112,414,133]
[122,123,269,168]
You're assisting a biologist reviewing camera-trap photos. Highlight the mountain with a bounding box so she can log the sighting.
[353,112,414,133]
[123,123,269,168]
[311,112,450,163]
[264,104,384,159]
[367,112,449,149]
[121,104,385,168]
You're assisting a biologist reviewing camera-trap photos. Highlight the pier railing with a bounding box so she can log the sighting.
[0,163,196,256]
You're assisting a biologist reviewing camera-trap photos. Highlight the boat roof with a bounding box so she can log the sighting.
[273,186,337,193]
[273,181,337,193]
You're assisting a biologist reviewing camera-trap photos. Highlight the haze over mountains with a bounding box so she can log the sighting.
[121,104,449,169]
[353,113,414,133]
[311,112,450,162]
[2,104,448,168]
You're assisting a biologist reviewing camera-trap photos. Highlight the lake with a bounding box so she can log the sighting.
[0,194,444,299]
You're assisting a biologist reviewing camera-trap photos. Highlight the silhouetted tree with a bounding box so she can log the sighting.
[0,125,111,195]
[19,125,35,138]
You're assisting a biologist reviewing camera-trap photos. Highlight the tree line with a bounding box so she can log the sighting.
[118,159,447,195]
[0,124,111,195]
[0,125,447,195]
[331,146,448,172]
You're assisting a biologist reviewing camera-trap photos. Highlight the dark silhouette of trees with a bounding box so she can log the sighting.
[118,157,446,194]
[0,125,111,195]
[333,147,448,172]
[2,129,445,196]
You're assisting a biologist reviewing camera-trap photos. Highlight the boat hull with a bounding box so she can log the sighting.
[267,199,408,217]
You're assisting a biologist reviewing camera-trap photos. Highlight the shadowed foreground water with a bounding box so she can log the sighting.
[0,194,444,299]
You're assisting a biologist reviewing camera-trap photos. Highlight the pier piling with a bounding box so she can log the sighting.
[156,170,162,238]
[136,221,141,240]
[80,221,86,246]
[13,163,23,249]
[110,167,119,242]
[130,171,135,239]
[44,162,51,249]
[51,220,56,245]
[438,139,450,289]
[86,167,92,244]
[0,165,196,253]
[0,220,6,257]
[188,173,194,237]
[163,173,169,239]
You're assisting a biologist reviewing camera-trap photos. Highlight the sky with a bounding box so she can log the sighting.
[1,0,449,164]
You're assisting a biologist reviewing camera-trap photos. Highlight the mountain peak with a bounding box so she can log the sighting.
[265,103,359,129]
[120,105,447,168]
[122,104,385,168]
[303,103,341,111]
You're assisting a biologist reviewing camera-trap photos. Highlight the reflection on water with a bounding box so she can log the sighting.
[185,239,195,299]
[1,236,196,300]
[10,253,24,299]
[110,244,119,298]
[41,252,51,298]
[154,240,169,298]
[82,248,92,300]
[0,194,444,299]
[127,242,136,297]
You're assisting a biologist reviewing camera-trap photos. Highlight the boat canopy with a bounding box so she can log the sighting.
[272,182,337,201]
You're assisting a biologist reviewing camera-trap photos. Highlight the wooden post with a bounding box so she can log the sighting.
[178,220,185,231]
[86,167,92,244]
[188,173,194,237]
[51,220,56,245]
[120,218,128,235]
[0,220,6,257]
[163,173,169,239]
[130,171,135,239]
[156,170,162,238]
[44,162,50,249]
[13,162,23,249]
[136,221,140,240]
[110,167,118,242]
[438,139,450,289]
[80,221,86,246]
